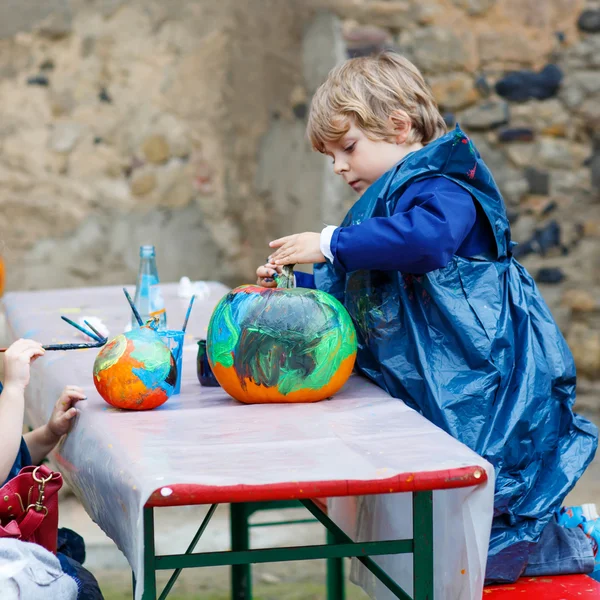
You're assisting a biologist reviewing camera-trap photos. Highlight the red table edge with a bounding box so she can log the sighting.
[145,465,487,507]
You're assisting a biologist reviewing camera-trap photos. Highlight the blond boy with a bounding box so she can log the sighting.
[257,51,599,583]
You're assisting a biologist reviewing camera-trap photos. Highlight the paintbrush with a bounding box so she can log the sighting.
[170,294,196,366]
[181,294,196,333]
[123,287,144,326]
[61,316,105,343]
[0,340,106,352]
[84,320,107,343]
[0,315,110,352]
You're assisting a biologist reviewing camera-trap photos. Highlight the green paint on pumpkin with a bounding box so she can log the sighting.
[93,334,127,377]
[207,285,357,399]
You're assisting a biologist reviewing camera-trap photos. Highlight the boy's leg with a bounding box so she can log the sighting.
[523,516,595,577]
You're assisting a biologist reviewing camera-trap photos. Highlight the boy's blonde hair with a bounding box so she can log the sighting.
[307,52,447,152]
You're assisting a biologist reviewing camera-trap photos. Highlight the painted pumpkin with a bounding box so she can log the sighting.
[93,324,177,410]
[207,276,357,403]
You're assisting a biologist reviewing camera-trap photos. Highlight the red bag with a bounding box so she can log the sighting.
[0,465,62,553]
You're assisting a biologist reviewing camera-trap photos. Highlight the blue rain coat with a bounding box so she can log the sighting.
[314,125,598,580]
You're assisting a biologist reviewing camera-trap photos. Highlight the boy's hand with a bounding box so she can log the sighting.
[256,262,282,288]
[269,232,325,265]
[46,386,87,440]
[3,339,45,391]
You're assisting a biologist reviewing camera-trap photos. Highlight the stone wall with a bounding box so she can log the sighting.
[310,0,600,403]
[0,0,309,289]
[0,0,599,401]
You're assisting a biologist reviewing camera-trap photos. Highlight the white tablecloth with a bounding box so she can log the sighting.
[3,283,493,599]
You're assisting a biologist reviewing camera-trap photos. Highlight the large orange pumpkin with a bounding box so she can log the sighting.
[206,274,357,404]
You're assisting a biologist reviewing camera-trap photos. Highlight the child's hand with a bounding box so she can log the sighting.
[2,339,45,391]
[256,261,282,288]
[46,386,87,439]
[269,232,325,265]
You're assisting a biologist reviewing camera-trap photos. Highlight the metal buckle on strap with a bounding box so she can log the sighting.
[26,466,52,515]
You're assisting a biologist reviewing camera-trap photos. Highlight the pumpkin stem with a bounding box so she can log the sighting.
[276,264,296,289]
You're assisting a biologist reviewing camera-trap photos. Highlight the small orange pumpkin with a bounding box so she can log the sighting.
[93,324,177,410]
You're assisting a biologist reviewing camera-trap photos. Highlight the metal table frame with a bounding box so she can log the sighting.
[135,492,434,600]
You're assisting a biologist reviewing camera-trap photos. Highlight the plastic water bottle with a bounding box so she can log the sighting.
[132,245,167,329]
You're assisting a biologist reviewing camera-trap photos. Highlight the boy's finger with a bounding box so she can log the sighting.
[274,240,296,255]
[269,235,293,248]
[259,278,277,288]
[269,250,286,262]
[266,262,280,272]
[273,250,292,263]
[257,266,274,277]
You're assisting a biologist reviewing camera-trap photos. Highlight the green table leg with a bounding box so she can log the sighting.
[412,492,434,600]
[231,503,252,600]
[326,529,345,600]
[142,507,157,600]
[138,494,433,600]
[301,499,412,600]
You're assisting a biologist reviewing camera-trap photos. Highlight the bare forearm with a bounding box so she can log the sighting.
[0,383,27,484]
[23,426,60,465]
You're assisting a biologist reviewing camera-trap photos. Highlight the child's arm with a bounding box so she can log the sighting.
[329,183,476,273]
[0,339,45,484]
[270,179,478,274]
[24,386,86,465]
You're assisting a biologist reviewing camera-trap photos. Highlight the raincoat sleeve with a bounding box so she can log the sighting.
[331,178,477,274]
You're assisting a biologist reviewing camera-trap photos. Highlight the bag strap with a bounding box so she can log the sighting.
[0,520,22,538]
[13,506,49,540]
[0,507,48,540]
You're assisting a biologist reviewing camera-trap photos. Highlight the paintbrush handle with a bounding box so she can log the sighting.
[123,288,144,326]
[84,320,107,342]
[61,316,104,342]
[41,342,104,350]
[0,342,104,352]
[181,295,196,333]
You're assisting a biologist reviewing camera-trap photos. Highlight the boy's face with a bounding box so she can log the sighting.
[323,122,420,195]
